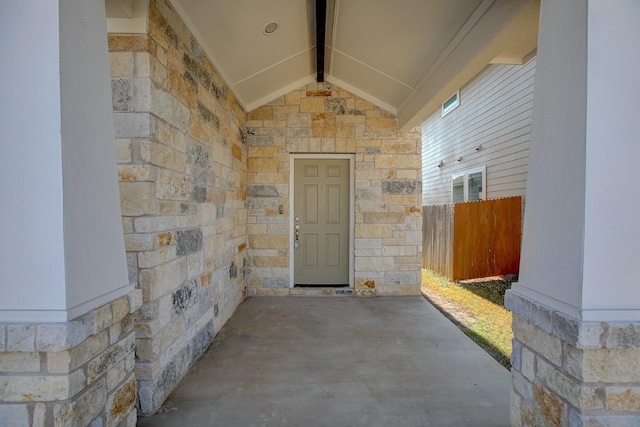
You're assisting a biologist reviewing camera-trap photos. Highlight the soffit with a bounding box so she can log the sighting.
[151,0,539,128]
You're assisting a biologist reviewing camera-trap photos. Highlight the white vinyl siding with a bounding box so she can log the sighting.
[422,58,535,205]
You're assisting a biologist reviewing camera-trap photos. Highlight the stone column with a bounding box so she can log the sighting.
[0,1,141,425]
[506,0,640,425]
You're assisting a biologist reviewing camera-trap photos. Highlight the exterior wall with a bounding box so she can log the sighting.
[421,59,535,206]
[109,0,247,415]
[245,83,423,296]
[508,292,640,426]
[0,292,142,426]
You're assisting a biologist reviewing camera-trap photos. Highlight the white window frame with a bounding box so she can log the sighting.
[452,166,486,203]
[442,91,460,117]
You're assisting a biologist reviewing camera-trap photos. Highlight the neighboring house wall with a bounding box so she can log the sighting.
[109,0,247,415]
[246,85,423,296]
[421,59,535,205]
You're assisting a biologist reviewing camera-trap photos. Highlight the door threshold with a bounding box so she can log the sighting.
[294,284,350,288]
[289,287,354,296]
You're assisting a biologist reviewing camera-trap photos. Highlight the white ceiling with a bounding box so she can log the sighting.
[108,0,539,129]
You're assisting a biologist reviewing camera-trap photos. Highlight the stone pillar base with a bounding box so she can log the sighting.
[506,291,640,426]
[0,290,142,427]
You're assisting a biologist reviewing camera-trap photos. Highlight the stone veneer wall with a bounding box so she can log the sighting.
[0,292,142,426]
[245,83,423,296]
[109,0,247,415]
[506,292,640,426]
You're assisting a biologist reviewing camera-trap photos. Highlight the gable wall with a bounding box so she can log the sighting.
[246,84,423,295]
[421,59,536,205]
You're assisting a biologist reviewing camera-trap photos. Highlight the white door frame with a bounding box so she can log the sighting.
[289,154,355,288]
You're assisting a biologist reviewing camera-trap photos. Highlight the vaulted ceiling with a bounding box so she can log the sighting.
[107,0,539,130]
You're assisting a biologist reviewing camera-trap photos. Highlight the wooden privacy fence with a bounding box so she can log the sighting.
[422,204,454,278]
[422,197,522,281]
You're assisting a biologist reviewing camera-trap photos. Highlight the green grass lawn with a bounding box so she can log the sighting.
[421,269,513,369]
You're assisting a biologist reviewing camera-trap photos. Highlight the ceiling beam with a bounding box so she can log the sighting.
[316,0,327,82]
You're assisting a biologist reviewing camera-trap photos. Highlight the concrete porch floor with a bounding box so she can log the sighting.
[138,296,511,426]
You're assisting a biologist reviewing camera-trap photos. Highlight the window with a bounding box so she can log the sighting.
[452,167,485,203]
[442,91,460,117]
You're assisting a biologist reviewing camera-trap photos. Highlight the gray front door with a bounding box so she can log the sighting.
[294,158,350,286]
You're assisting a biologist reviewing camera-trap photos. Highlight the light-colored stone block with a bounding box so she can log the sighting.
[354,239,382,250]
[53,378,106,427]
[362,212,404,224]
[606,387,640,411]
[248,106,273,120]
[355,256,394,272]
[113,112,153,138]
[248,157,279,173]
[134,215,190,233]
[33,403,45,427]
[119,181,156,216]
[512,318,562,366]
[128,290,143,313]
[124,233,156,251]
[580,348,640,382]
[382,246,417,257]
[581,415,640,427]
[66,331,110,373]
[6,325,35,352]
[375,155,421,169]
[118,165,156,182]
[115,142,133,165]
[111,297,130,323]
[0,404,29,427]
[140,141,186,173]
[106,357,128,392]
[69,368,87,397]
[0,352,41,372]
[355,224,393,238]
[109,52,134,76]
[300,97,325,113]
[150,87,190,133]
[521,346,536,381]
[135,52,150,77]
[0,375,69,402]
[139,258,187,301]
[365,117,396,133]
[249,235,288,249]
[47,351,72,374]
[138,246,177,269]
[156,170,191,201]
[512,370,532,401]
[537,358,602,410]
[109,322,123,345]
[312,113,336,137]
[381,140,417,154]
